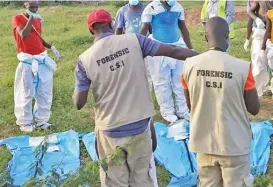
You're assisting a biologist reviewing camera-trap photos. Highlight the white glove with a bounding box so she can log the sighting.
[244,39,250,52]
[255,18,265,29]
[26,10,42,20]
[33,14,42,20]
[51,46,60,60]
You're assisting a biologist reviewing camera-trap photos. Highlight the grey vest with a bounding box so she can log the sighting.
[80,34,155,130]
[183,50,252,156]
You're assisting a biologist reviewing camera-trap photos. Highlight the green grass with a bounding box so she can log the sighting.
[0,3,272,187]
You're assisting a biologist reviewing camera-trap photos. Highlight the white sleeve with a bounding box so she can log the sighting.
[179,7,185,20]
[174,3,185,20]
[141,6,152,23]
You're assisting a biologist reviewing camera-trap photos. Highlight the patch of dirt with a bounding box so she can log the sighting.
[251,97,273,121]
[185,6,249,27]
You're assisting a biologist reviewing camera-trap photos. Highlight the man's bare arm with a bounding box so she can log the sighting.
[246,18,254,40]
[178,20,193,49]
[155,44,199,60]
[248,2,259,20]
[42,38,52,49]
[262,15,271,50]
[16,15,34,39]
[72,91,89,110]
[244,89,260,115]
[184,89,191,112]
[139,23,150,36]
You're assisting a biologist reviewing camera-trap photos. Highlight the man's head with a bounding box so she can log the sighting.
[24,0,39,13]
[87,9,114,36]
[129,0,140,6]
[205,17,229,51]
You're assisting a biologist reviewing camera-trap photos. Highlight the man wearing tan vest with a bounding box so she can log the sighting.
[72,9,197,187]
[182,17,260,187]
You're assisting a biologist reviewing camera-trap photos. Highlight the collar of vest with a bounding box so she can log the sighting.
[94,32,113,43]
[209,47,225,52]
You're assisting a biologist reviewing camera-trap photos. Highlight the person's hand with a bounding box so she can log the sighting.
[32,14,42,20]
[28,15,34,20]
[26,10,42,20]
[244,39,250,52]
[255,18,265,29]
[51,46,60,60]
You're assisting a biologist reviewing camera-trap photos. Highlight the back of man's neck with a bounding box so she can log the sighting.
[209,44,226,52]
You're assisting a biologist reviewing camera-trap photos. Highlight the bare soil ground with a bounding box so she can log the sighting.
[185,6,248,27]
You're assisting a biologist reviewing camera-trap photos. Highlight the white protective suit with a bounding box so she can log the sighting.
[251,28,269,97]
[146,35,189,119]
[266,40,273,70]
[266,40,273,93]
[14,51,57,126]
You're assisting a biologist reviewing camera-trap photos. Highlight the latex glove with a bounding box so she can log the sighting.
[26,10,42,20]
[51,46,60,60]
[32,14,42,20]
[244,39,250,52]
[255,18,265,29]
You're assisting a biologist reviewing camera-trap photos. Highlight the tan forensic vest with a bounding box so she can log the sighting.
[79,34,155,130]
[183,50,252,156]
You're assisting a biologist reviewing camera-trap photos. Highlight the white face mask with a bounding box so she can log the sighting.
[167,0,176,7]
[129,0,139,6]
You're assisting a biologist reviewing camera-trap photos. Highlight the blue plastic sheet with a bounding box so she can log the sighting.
[82,132,98,161]
[0,130,80,186]
[250,121,273,175]
[154,121,273,187]
[0,121,272,186]
[154,122,198,187]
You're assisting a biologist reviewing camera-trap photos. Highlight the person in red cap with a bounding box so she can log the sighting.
[72,9,198,187]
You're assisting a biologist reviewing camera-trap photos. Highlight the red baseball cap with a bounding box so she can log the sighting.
[87,9,112,32]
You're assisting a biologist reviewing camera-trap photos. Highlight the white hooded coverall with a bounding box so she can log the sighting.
[251,28,270,97]
[14,51,56,126]
[142,1,189,120]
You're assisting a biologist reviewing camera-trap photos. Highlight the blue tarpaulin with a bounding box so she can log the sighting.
[82,132,98,161]
[0,130,80,186]
[250,121,273,176]
[153,121,273,187]
[154,122,198,187]
[0,121,272,186]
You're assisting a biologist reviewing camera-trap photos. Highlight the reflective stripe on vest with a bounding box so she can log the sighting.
[201,0,235,39]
